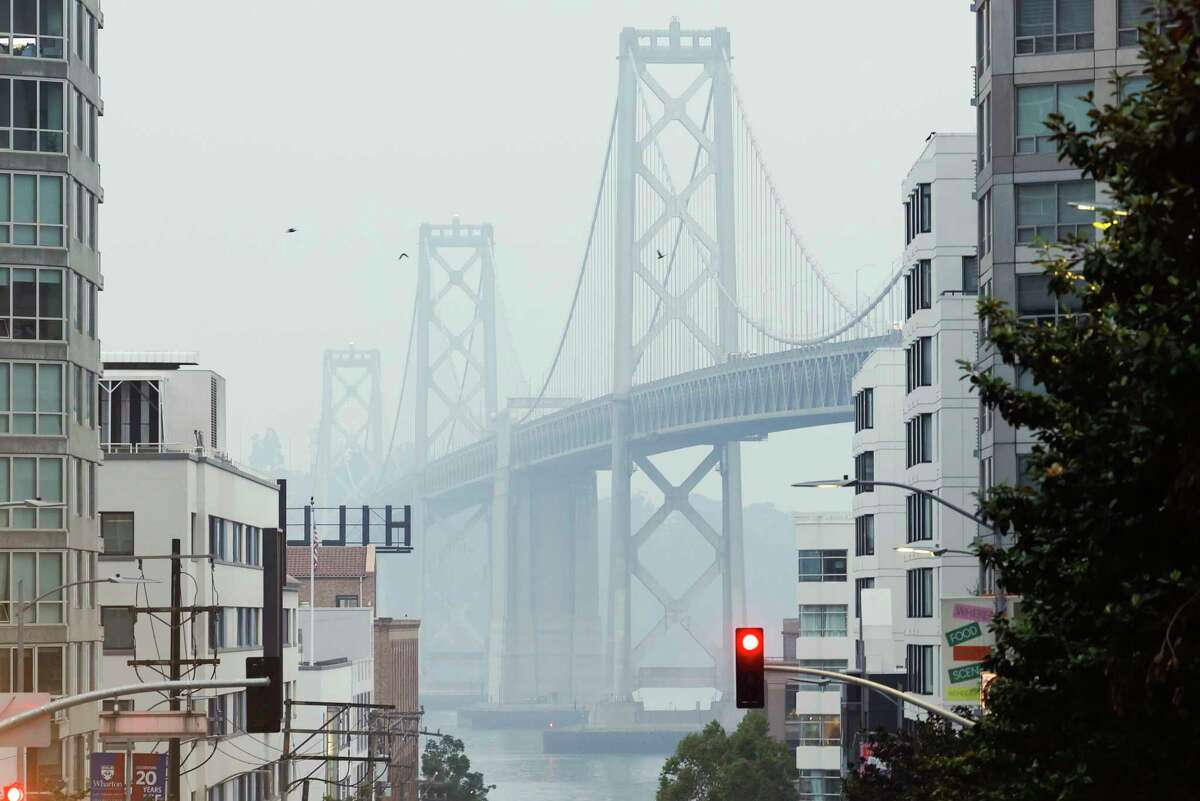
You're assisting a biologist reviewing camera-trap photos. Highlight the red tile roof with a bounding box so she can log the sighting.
[287,545,374,578]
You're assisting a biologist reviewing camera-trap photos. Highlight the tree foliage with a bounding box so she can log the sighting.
[421,734,494,800]
[248,427,285,473]
[843,717,974,801]
[850,4,1200,800]
[656,713,794,801]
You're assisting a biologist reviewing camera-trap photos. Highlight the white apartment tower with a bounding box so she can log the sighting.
[850,133,981,714]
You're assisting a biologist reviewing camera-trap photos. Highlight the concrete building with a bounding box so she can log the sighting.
[292,607,376,800]
[96,355,298,801]
[850,134,982,720]
[374,617,420,801]
[974,0,1148,506]
[792,513,852,800]
[0,0,106,792]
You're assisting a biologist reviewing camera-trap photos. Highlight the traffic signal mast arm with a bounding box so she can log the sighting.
[763,664,976,728]
[0,678,271,737]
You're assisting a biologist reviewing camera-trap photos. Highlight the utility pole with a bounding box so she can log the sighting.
[169,537,182,801]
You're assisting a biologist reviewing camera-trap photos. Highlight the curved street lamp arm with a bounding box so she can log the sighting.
[860,480,995,533]
[764,664,976,728]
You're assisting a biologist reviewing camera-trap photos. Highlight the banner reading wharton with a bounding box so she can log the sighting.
[91,752,125,801]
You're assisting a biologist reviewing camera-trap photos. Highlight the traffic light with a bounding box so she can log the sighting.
[735,627,765,708]
[4,782,26,801]
[247,527,284,733]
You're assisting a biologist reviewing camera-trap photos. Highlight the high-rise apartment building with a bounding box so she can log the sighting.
[973,0,1149,501]
[850,133,981,715]
[0,0,104,792]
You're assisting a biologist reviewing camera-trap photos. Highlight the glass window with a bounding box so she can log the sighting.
[1016,83,1093,154]
[0,360,63,435]
[855,514,875,556]
[907,644,936,695]
[907,493,935,543]
[797,550,847,583]
[906,568,935,618]
[906,336,933,393]
[906,413,934,467]
[100,512,134,556]
[1017,181,1095,244]
[0,551,64,623]
[797,714,841,746]
[101,606,135,651]
[1119,74,1151,101]
[854,388,873,432]
[1118,0,1157,46]
[854,451,874,494]
[919,184,931,233]
[1016,0,1094,54]
[798,770,842,801]
[798,604,848,638]
[0,0,65,59]
[0,456,64,529]
[0,171,64,246]
[962,255,979,294]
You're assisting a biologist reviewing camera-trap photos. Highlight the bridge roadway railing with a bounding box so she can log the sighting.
[421,335,899,504]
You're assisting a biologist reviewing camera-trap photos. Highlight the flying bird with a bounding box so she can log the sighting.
[286,227,297,233]
[656,249,665,260]
[398,253,409,260]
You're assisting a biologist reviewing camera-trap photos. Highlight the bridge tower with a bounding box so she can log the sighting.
[608,20,747,703]
[315,347,384,505]
[414,220,499,695]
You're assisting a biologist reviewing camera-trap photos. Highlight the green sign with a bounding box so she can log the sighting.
[948,662,984,684]
[945,621,983,647]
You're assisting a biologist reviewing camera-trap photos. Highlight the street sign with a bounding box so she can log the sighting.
[90,753,125,801]
[0,694,50,747]
[131,753,167,801]
[99,710,208,740]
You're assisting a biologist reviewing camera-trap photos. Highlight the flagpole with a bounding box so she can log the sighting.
[310,497,317,666]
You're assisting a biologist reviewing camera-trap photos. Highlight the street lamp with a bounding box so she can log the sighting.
[12,574,158,785]
[894,545,976,558]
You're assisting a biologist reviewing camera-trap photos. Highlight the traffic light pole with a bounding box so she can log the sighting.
[169,538,182,801]
[763,664,976,728]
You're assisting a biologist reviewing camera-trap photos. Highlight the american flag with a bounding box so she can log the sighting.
[310,497,321,571]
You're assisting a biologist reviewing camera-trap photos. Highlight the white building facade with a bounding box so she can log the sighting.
[96,356,299,801]
[792,513,852,800]
[850,134,981,719]
[293,607,376,800]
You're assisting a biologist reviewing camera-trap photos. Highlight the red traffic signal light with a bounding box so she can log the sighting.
[735,626,765,708]
[4,782,26,801]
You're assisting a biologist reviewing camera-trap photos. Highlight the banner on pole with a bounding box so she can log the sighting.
[90,752,125,801]
[131,753,167,801]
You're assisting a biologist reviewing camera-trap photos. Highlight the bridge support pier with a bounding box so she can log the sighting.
[489,455,604,706]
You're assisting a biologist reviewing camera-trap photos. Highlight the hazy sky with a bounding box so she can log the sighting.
[98,1,973,510]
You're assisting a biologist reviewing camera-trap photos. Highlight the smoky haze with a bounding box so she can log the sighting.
[97,0,972,511]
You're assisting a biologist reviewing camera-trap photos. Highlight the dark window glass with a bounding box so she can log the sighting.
[100,512,134,556]
[101,607,135,651]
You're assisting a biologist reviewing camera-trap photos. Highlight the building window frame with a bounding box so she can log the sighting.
[100,511,134,557]
[1017,180,1096,245]
[796,714,841,747]
[0,0,67,60]
[797,550,847,583]
[100,606,135,652]
[1015,0,1095,55]
[906,493,935,543]
[0,76,66,153]
[0,455,65,529]
[0,171,66,247]
[906,412,934,467]
[906,643,936,695]
[1016,81,1094,154]
[0,550,64,623]
[854,514,875,557]
[853,387,873,432]
[0,360,64,436]
[798,604,848,638]
[854,451,874,494]
[906,567,935,618]
[905,336,933,394]
[1,266,65,342]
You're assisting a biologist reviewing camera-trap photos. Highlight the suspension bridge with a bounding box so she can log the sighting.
[315,19,906,718]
